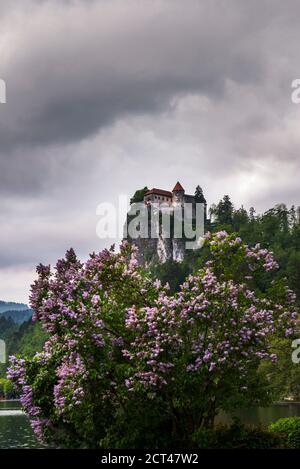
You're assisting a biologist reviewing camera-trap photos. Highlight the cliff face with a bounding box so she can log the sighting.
[125,206,201,266]
[131,235,186,266]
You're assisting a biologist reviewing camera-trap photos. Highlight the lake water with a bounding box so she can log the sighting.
[1,400,300,448]
[216,401,300,427]
[0,401,42,448]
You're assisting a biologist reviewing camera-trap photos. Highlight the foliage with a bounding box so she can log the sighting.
[7,320,49,358]
[150,259,188,294]
[150,244,211,294]
[0,377,13,398]
[259,338,300,400]
[0,319,48,379]
[214,195,234,225]
[0,316,18,340]
[130,187,149,205]
[269,417,300,448]
[8,234,298,448]
[194,185,206,203]
[192,419,285,449]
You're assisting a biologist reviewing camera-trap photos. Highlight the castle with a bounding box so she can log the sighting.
[127,182,207,264]
[144,181,206,211]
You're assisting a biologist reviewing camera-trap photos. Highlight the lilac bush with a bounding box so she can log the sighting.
[8,233,299,448]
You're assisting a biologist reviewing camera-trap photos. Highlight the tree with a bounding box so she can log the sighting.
[195,185,206,203]
[0,378,13,398]
[249,207,256,221]
[232,206,249,232]
[289,205,297,228]
[209,203,217,223]
[216,195,234,225]
[8,235,298,448]
[130,187,149,205]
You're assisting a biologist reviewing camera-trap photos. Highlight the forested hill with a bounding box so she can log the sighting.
[0,301,44,362]
[0,300,32,324]
[1,309,32,324]
[151,197,300,300]
[0,300,41,381]
[0,317,48,381]
[148,197,300,400]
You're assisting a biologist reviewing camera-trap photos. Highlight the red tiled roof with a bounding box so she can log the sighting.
[172,181,184,192]
[144,188,172,197]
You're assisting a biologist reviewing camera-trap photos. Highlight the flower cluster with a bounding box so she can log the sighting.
[54,353,87,414]
[7,355,51,441]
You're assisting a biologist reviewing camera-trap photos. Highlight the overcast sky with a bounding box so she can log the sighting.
[0,0,300,302]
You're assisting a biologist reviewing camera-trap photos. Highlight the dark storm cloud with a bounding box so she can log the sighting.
[1,0,300,300]
[0,0,270,194]
[1,2,264,146]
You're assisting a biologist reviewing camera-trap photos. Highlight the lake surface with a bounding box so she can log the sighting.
[0,401,42,448]
[216,402,300,427]
[1,400,300,448]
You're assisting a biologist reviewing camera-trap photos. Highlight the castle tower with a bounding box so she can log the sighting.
[172,181,185,205]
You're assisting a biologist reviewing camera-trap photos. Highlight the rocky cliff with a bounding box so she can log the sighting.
[125,204,203,266]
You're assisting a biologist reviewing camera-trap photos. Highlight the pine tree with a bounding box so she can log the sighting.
[216,195,233,225]
[194,185,206,203]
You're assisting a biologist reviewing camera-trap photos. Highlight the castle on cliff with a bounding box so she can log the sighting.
[127,182,207,265]
[126,183,300,265]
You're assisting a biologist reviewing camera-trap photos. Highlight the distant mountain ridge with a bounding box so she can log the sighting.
[0,301,32,324]
[1,309,33,324]
[0,300,29,314]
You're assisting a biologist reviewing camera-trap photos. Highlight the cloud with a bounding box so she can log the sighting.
[0,0,267,191]
[0,0,300,300]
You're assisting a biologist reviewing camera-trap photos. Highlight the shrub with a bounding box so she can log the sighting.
[269,417,300,448]
[7,233,299,448]
[0,377,13,398]
[193,420,283,449]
